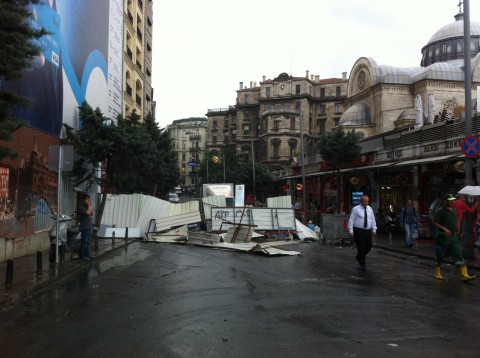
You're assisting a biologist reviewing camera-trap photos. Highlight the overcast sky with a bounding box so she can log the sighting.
[152,0,478,128]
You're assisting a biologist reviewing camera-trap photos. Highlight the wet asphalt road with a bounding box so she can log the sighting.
[1,241,480,358]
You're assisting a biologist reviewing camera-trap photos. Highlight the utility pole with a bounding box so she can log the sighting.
[463,0,475,259]
[299,108,306,213]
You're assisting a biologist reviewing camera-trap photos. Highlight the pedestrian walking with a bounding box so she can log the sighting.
[294,197,302,210]
[78,193,94,261]
[348,195,377,271]
[400,199,419,248]
[454,193,478,251]
[432,194,476,282]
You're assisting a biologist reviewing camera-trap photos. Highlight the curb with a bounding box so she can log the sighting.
[1,239,138,310]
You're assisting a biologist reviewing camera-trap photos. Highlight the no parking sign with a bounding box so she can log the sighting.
[461,135,480,158]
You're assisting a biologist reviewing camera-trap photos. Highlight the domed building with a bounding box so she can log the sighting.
[340,9,480,138]
[304,5,480,218]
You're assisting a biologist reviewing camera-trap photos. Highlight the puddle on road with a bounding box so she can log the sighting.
[97,242,155,273]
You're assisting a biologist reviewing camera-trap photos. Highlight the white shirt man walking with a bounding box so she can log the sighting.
[348,195,377,270]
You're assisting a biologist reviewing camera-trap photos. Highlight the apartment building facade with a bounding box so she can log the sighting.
[206,71,349,172]
[123,0,154,119]
[168,118,208,187]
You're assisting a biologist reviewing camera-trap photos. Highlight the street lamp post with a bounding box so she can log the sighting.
[299,109,306,212]
[223,152,226,182]
[251,139,256,204]
[206,154,209,183]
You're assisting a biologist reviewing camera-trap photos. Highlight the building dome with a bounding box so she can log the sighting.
[339,103,372,126]
[421,13,480,67]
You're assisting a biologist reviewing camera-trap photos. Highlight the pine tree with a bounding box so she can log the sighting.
[0,0,47,160]
[64,102,180,233]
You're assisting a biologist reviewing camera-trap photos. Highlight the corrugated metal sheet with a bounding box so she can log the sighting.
[202,195,227,219]
[210,207,295,231]
[101,194,200,238]
[267,195,292,208]
[136,195,170,233]
[102,194,142,228]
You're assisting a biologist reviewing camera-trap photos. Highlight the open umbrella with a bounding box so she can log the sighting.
[457,185,480,196]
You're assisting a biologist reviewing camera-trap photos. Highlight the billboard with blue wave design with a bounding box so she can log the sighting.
[4,0,123,136]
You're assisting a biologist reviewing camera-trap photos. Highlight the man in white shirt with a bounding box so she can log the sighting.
[348,195,377,271]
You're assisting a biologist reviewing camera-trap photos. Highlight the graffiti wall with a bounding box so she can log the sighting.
[0,127,59,238]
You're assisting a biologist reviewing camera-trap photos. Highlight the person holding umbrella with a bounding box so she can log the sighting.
[454,193,478,251]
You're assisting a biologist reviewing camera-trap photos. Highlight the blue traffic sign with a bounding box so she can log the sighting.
[461,135,480,158]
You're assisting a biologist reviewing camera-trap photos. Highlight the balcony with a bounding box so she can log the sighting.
[189,134,201,140]
[127,10,134,24]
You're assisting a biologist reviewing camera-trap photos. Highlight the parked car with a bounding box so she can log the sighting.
[168,193,180,203]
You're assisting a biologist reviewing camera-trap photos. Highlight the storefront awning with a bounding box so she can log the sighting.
[394,154,462,167]
[278,162,394,180]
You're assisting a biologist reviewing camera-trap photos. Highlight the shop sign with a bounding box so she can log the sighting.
[454,160,465,173]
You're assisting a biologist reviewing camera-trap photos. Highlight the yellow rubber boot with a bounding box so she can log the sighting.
[434,266,444,280]
[459,265,476,282]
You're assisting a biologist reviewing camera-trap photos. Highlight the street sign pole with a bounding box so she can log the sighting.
[463,1,475,259]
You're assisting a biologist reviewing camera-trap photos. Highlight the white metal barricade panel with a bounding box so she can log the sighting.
[210,207,295,231]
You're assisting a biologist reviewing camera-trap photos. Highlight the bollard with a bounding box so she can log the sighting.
[112,230,115,244]
[125,227,128,242]
[5,259,13,287]
[388,232,393,246]
[36,251,43,273]
[94,230,99,250]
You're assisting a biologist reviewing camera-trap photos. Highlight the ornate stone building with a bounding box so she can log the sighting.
[280,7,480,217]
[206,71,349,173]
[342,11,480,138]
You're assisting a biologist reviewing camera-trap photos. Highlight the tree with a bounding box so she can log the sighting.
[64,102,179,237]
[198,144,273,202]
[317,128,362,212]
[0,0,48,160]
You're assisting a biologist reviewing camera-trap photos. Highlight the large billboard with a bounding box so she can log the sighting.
[4,0,123,136]
[0,0,123,237]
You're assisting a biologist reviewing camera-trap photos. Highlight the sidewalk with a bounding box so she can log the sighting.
[0,237,135,310]
[373,233,480,271]
[1,233,480,310]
